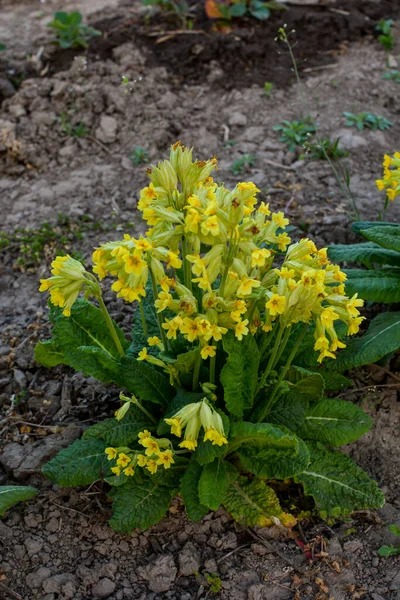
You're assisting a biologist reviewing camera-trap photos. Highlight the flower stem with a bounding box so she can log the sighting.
[192,348,201,391]
[97,295,125,356]
[209,354,216,385]
[256,322,285,395]
[149,264,169,352]
[182,236,192,292]
[271,325,292,371]
[120,393,157,424]
[257,324,309,422]
[139,301,148,338]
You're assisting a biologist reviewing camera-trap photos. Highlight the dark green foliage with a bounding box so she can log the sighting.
[47,11,101,49]
[273,118,317,151]
[0,486,38,517]
[343,112,392,131]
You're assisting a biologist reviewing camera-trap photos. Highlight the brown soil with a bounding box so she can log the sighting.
[0,0,400,599]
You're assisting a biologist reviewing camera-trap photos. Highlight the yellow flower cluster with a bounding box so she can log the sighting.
[105,430,174,477]
[39,255,98,317]
[376,152,400,201]
[165,399,228,451]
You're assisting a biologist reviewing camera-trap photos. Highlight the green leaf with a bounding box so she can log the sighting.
[388,524,400,536]
[34,340,66,368]
[198,459,238,511]
[237,434,310,479]
[299,398,372,446]
[67,11,83,26]
[357,224,400,252]
[42,439,111,486]
[180,459,209,521]
[294,442,385,517]
[268,391,308,432]
[220,332,260,417]
[229,3,247,16]
[286,367,325,403]
[192,411,230,466]
[0,486,38,517]
[109,474,177,533]
[343,269,400,303]
[351,221,395,235]
[223,477,283,526]
[331,312,400,371]
[311,369,351,393]
[377,545,400,557]
[119,356,174,406]
[230,421,299,450]
[327,242,400,267]
[82,407,153,446]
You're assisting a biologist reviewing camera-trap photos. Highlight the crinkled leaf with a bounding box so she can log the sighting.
[268,391,308,432]
[238,435,310,480]
[120,356,174,406]
[343,269,400,303]
[220,332,260,417]
[357,224,400,253]
[42,439,111,486]
[0,486,38,517]
[230,421,299,450]
[83,407,153,446]
[330,312,400,371]
[294,442,385,518]
[109,474,177,533]
[180,460,209,521]
[223,477,283,526]
[327,242,400,267]
[34,340,66,368]
[198,459,238,511]
[310,369,351,392]
[299,398,372,446]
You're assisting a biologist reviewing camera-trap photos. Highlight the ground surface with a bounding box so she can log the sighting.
[0,1,400,599]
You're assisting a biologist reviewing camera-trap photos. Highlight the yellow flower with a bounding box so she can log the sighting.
[179,439,198,451]
[167,251,182,269]
[154,291,173,312]
[347,316,364,335]
[320,307,339,328]
[180,318,201,342]
[124,251,147,276]
[39,255,90,317]
[147,336,161,346]
[123,465,135,477]
[137,454,148,467]
[141,438,160,456]
[185,208,201,233]
[156,450,175,469]
[138,348,149,361]
[266,294,286,316]
[272,212,289,228]
[162,316,183,339]
[346,294,363,317]
[277,232,291,252]
[203,429,228,446]
[146,459,158,474]
[111,466,121,476]
[237,276,261,297]
[105,447,117,461]
[258,201,271,215]
[201,215,220,237]
[164,417,182,437]
[117,453,131,467]
[251,249,271,268]
[200,345,216,360]
[235,319,249,340]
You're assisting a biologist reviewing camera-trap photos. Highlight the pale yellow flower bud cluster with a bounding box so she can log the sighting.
[376,152,400,201]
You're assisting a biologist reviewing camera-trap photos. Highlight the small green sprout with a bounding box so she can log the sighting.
[205,573,222,594]
[59,113,88,139]
[0,43,6,51]
[273,118,317,151]
[130,147,149,166]
[308,137,349,161]
[47,11,101,49]
[210,0,284,22]
[263,81,274,96]
[230,154,256,175]
[142,0,193,27]
[343,112,392,131]
[375,19,394,51]
[224,139,237,148]
[377,524,400,557]
[382,70,400,83]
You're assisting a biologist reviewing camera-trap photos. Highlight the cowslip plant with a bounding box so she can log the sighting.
[130,146,149,166]
[343,112,392,132]
[308,137,349,161]
[273,119,317,152]
[36,143,384,533]
[230,154,256,175]
[326,152,400,371]
[47,11,101,49]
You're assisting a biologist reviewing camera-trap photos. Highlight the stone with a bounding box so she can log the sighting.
[25,537,44,556]
[228,112,247,127]
[138,554,177,593]
[59,144,76,158]
[179,542,201,576]
[46,517,59,533]
[0,78,16,100]
[42,573,77,595]
[9,104,26,118]
[95,115,118,144]
[26,567,52,590]
[92,577,116,598]
[390,572,400,591]
[343,539,363,552]
[334,128,367,150]
[14,368,27,389]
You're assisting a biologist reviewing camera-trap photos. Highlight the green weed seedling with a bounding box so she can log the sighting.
[130,147,149,166]
[205,573,222,594]
[343,112,392,131]
[309,137,349,161]
[378,525,400,557]
[47,11,101,49]
[208,0,284,22]
[273,118,317,151]
[230,154,256,175]
[375,19,394,51]
[263,81,274,97]
[60,113,88,139]
[142,0,193,26]
[382,70,400,83]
